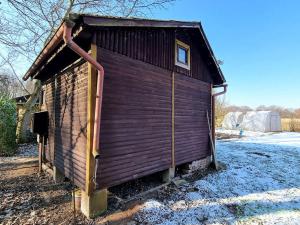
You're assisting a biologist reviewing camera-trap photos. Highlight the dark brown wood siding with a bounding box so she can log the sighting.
[174,73,211,165]
[96,48,172,188]
[42,27,214,190]
[175,31,213,82]
[44,80,56,162]
[96,28,213,83]
[43,62,88,190]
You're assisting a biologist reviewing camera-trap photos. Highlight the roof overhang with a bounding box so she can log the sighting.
[23,14,225,84]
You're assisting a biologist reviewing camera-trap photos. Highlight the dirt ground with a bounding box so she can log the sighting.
[0,155,209,225]
[2,132,298,224]
[0,157,85,224]
[0,156,152,224]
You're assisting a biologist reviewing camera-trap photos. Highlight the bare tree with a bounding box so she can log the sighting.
[294,108,300,118]
[0,0,175,143]
[0,0,175,65]
[214,95,229,127]
[0,71,25,98]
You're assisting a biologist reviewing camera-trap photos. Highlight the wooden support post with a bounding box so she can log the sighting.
[38,141,42,174]
[83,42,107,217]
[38,135,45,174]
[86,43,98,194]
[53,166,65,183]
[207,110,218,170]
[163,71,176,183]
[162,168,175,183]
[171,72,175,169]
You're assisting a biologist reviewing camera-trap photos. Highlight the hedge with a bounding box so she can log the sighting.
[0,97,17,156]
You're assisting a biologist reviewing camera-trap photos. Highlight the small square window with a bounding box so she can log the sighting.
[175,39,190,70]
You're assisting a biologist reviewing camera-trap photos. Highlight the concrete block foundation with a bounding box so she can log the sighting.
[188,156,212,172]
[81,189,108,219]
[53,166,65,183]
[162,167,175,183]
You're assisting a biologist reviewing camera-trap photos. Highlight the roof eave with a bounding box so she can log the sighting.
[82,15,200,29]
[23,14,225,84]
[22,22,65,81]
[197,22,226,84]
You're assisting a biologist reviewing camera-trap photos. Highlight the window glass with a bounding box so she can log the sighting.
[178,46,187,64]
[175,39,190,70]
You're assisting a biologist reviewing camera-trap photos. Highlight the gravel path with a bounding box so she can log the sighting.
[16,143,38,157]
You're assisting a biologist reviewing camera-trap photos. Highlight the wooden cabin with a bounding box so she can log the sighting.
[23,14,226,217]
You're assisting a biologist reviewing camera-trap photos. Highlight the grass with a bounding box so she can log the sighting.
[281,118,300,132]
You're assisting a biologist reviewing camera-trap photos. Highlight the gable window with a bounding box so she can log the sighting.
[175,39,190,70]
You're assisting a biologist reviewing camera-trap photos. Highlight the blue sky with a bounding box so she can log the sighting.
[153,0,300,108]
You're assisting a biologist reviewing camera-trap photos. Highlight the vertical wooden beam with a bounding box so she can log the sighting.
[38,138,42,174]
[171,71,175,168]
[86,43,98,195]
[162,71,176,182]
[211,84,216,146]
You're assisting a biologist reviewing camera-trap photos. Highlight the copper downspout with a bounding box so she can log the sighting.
[63,21,104,188]
[212,84,227,144]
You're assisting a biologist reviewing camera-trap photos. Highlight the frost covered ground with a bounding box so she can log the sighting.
[135,132,300,224]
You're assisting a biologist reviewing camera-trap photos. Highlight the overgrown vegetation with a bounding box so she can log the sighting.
[281,118,300,132]
[0,97,17,156]
[215,96,228,127]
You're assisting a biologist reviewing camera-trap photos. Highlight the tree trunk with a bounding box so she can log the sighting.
[16,79,41,143]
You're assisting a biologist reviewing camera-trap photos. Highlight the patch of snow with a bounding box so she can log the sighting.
[135,132,300,224]
[217,128,268,137]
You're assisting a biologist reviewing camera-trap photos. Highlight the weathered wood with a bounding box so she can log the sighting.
[95,48,171,188]
[96,28,214,83]
[171,71,175,169]
[40,23,220,192]
[43,62,88,190]
[86,43,98,195]
[174,72,212,166]
[207,110,218,169]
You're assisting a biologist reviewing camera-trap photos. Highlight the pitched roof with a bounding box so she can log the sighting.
[23,14,225,84]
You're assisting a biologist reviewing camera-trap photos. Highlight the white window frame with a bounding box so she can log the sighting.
[175,39,190,70]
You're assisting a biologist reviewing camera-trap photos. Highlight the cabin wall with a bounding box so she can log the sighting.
[174,73,211,165]
[41,27,214,190]
[95,27,213,83]
[43,62,88,190]
[96,47,212,189]
[96,48,172,188]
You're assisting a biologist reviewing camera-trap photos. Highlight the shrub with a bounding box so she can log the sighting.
[281,118,300,132]
[0,97,17,156]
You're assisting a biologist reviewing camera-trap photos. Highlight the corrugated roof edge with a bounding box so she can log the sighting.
[23,13,225,83]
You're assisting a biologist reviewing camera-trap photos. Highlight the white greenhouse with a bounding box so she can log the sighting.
[221,112,244,130]
[222,111,282,132]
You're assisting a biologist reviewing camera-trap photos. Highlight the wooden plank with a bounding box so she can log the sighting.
[207,110,218,169]
[96,46,172,187]
[86,43,97,195]
[98,164,169,188]
[174,72,211,167]
[172,71,175,168]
